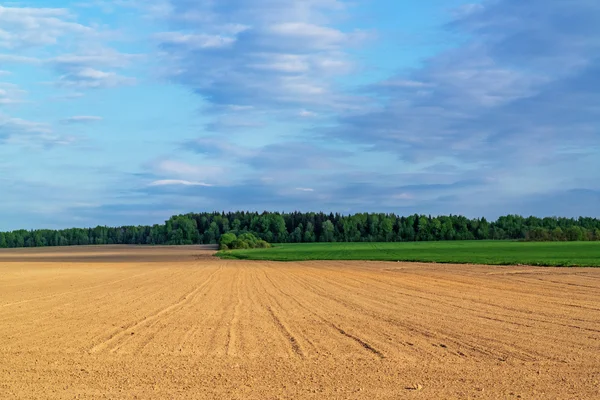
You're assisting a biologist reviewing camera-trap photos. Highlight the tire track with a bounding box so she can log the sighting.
[204,266,238,357]
[3,254,600,399]
[306,265,600,339]
[330,321,384,358]
[285,265,545,362]
[328,264,600,357]
[265,306,305,357]
[226,267,243,357]
[261,265,385,359]
[248,267,310,358]
[118,267,225,355]
[89,266,221,354]
[250,268,318,356]
[281,265,528,361]
[0,271,155,308]
[1,269,187,351]
[235,265,308,359]
[83,269,193,347]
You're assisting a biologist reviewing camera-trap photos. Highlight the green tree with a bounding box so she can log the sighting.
[320,220,335,242]
[380,216,394,241]
[304,222,316,243]
[219,233,237,249]
[291,224,303,243]
[565,226,584,241]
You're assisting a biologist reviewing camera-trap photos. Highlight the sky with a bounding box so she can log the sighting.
[1,0,599,230]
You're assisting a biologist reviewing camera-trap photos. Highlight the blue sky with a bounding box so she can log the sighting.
[1,0,599,230]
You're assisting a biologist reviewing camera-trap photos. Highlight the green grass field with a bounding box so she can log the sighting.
[217,241,600,267]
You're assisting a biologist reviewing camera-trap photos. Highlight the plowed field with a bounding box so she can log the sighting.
[1,246,599,399]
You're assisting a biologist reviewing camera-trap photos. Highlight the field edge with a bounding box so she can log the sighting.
[216,241,600,267]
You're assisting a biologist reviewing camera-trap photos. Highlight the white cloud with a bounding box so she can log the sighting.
[392,193,414,200]
[295,187,314,192]
[249,54,310,73]
[328,0,600,207]
[378,80,433,88]
[280,77,325,96]
[186,137,256,158]
[249,53,352,75]
[154,0,368,121]
[452,3,485,18]
[0,114,75,147]
[61,116,103,124]
[149,179,213,187]
[49,50,141,69]
[0,6,94,49]
[57,67,136,89]
[156,32,236,49]
[51,92,85,100]
[0,6,139,91]
[152,159,226,182]
[299,109,318,118]
[268,22,348,48]
[0,115,51,135]
[47,50,141,90]
[0,54,40,64]
[0,83,26,104]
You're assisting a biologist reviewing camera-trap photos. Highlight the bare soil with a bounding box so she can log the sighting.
[0,246,599,399]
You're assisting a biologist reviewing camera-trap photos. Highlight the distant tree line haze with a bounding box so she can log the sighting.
[1,213,599,249]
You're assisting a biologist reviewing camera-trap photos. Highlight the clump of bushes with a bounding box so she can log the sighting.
[219,233,271,250]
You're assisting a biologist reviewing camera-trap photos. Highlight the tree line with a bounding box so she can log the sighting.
[1,212,599,249]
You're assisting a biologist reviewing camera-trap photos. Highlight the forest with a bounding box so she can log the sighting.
[0,212,599,248]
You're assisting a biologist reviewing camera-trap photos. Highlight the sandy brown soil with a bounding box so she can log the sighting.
[0,247,599,399]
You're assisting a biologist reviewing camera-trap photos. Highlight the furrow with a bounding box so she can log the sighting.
[266,306,305,358]
[89,267,221,354]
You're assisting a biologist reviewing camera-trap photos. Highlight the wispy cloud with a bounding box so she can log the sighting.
[0,82,26,104]
[299,109,318,118]
[332,0,600,178]
[0,54,40,64]
[61,116,103,124]
[146,159,227,187]
[1,0,600,230]
[48,50,141,89]
[155,32,237,49]
[56,67,136,89]
[1,6,140,90]
[0,114,75,147]
[149,179,213,187]
[185,138,351,172]
[0,6,94,49]
[153,0,368,132]
[49,51,142,69]
[0,115,51,138]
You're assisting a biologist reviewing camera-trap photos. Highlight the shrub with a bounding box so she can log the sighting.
[231,239,251,249]
[220,232,271,250]
[238,233,259,246]
[219,233,237,250]
[255,240,271,248]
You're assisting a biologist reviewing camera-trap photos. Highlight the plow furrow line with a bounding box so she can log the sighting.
[262,266,385,360]
[89,267,221,354]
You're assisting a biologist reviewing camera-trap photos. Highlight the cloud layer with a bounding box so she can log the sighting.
[1,0,599,230]
[156,0,366,116]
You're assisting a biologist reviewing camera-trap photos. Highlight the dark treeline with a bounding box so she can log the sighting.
[1,212,600,249]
